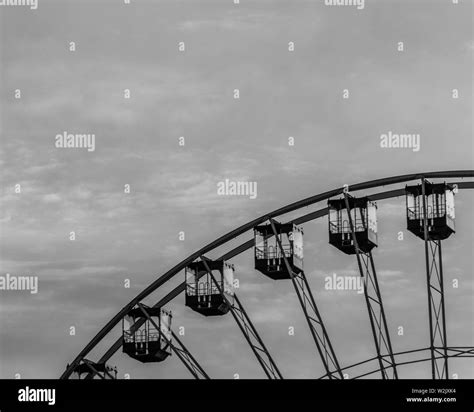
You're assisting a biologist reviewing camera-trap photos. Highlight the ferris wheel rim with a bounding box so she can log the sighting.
[61,170,474,380]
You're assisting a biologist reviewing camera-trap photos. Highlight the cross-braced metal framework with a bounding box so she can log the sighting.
[201,258,283,379]
[72,359,117,380]
[135,303,209,379]
[170,330,209,379]
[269,219,343,379]
[343,194,398,379]
[421,179,449,379]
[423,240,449,379]
[60,171,474,381]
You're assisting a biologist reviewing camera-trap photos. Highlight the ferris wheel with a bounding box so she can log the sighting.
[61,170,474,380]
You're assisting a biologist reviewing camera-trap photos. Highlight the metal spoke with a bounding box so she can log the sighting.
[269,219,343,379]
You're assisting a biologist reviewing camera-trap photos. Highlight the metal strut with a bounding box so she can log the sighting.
[85,307,209,380]
[170,330,210,379]
[82,359,116,380]
[421,179,449,379]
[343,194,398,379]
[269,219,344,379]
[133,304,210,379]
[201,258,283,380]
[60,172,474,380]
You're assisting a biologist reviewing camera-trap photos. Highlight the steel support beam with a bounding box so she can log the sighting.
[269,219,343,379]
[84,359,115,380]
[421,179,449,379]
[201,258,283,379]
[343,193,398,379]
[135,304,209,379]
[170,330,210,379]
[76,359,116,380]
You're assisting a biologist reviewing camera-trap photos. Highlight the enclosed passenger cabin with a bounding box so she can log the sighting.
[254,222,303,280]
[70,360,117,379]
[328,195,377,255]
[405,182,455,240]
[185,259,234,316]
[122,305,172,363]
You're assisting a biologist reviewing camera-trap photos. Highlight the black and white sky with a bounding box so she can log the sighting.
[0,0,473,379]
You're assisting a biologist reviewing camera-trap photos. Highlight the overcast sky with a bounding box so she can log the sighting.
[0,0,473,379]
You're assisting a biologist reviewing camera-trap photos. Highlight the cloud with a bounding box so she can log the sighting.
[0,0,472,380]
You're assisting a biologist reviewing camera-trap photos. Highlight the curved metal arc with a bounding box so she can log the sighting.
[320,346,474,379]
[71,180,474,379]
[61,171,474,379]
[318,347,431,379]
